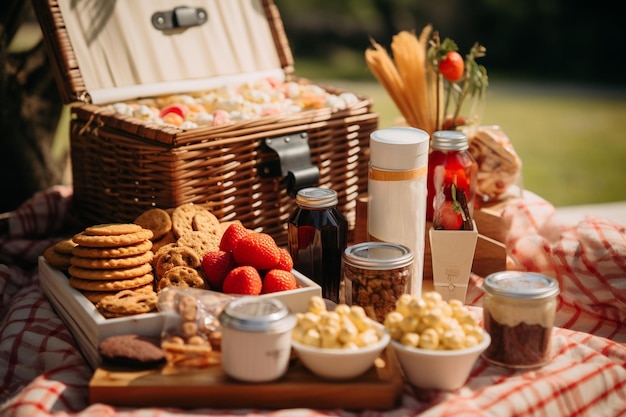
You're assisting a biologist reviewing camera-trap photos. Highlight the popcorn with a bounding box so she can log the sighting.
[419,328,440,350]
[400,332,419,348]
[307,296,327,316]
[112,102,133,116]
[293,296,382,350]
[179,121,198,130]
[133,105,154,120]
[384,292,484,351]
[105,78,357,130]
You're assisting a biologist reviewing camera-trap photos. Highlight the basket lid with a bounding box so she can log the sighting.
[32,0,294,105]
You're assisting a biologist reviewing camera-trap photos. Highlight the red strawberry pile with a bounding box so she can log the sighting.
[201,223,297,296]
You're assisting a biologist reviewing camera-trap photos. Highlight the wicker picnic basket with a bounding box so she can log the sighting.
[32,0,377,246]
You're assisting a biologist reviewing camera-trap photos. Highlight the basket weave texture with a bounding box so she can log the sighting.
[70,97,377,246]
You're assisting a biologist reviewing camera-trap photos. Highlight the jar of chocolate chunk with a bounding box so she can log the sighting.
[481,271,559,369]
[342,242,414,323]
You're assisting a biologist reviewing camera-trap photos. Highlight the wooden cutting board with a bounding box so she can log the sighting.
[89,347,404,410]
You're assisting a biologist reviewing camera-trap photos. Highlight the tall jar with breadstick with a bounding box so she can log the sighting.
[365,27,522,204]
[364,26,487,136]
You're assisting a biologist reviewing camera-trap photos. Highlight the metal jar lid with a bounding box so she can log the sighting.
[343,242,414,270]
[296,187,338,209]
[482,271,560,299]
[219,297,296,333]
[431,130,469,151]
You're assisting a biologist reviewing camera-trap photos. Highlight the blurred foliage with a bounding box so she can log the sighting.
[275,0,625,86]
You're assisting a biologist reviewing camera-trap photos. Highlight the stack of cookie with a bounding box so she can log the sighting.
[68,223,158,317]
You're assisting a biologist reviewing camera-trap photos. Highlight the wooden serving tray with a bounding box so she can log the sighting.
[89,347,404,410]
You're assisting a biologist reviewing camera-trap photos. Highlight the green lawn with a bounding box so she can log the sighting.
[313,77,626,207]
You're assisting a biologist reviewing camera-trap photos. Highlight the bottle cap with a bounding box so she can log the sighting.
[432,130,469,151]
[219,297,296,333]
[343,242,414,270]
[483,271,560,299]
[369,127,430,170]
[296,187,338,208]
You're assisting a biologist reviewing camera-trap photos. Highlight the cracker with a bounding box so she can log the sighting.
[84,223,144,236]
[171,203,203,239]
[154,245,201,279]
[192,210,221,235]
[72,240,153,258]
[69,273,154,291]
[134,208,173,241]
[70,251,154,270]
[98,289,158,315]
[162,338,220,368]
[73,229,153,248]
[157,266,205,291]
[219,220,243,232]
[43,245,72,269]
[68,262,153,280]
[176,230,221,258]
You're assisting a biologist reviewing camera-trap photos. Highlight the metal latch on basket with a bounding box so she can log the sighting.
[259,132,320,196]
[151,6,208,31]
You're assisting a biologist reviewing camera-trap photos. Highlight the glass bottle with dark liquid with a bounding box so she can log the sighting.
[288,187,347,303]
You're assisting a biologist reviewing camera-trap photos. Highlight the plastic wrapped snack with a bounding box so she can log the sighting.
[467,125,522,202]
[157,287,235,368]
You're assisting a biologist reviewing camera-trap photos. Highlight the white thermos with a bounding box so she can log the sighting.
[367,127,430,296]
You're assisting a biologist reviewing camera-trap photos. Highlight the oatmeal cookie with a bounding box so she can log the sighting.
[72,240,153,258]
[134,208,173,241]
[68,262,153,280]
[73,228,153,248]
[70,251,154,270]
[69,273,154,292]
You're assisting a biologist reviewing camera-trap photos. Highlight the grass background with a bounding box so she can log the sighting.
[296,58,626,207]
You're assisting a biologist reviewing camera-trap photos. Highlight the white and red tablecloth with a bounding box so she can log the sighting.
[1,186,625,416]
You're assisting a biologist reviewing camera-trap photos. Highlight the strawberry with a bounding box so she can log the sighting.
[219,223,250,253]
[261,269,297,294]
[232,232,281,270]
[201,250,235,290]
[274,248,294,272]
[435,200,463,230]
[222,265,263,295]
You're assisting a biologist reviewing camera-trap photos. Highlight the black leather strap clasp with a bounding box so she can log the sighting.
[259,132,320,196]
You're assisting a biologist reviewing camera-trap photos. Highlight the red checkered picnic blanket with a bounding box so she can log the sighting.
[1,186,625,416]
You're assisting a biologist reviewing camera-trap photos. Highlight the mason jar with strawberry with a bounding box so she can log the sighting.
[427,130,477,229]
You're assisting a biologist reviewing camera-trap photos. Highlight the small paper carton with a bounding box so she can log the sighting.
[429,220,478,302]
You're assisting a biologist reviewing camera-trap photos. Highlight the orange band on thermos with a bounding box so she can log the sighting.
[368,166,427,181]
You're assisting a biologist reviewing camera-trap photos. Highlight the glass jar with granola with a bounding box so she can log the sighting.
[342,242,414,323]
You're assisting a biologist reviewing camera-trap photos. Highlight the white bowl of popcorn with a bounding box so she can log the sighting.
[385,292,491,391]
[291,296,390,380]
